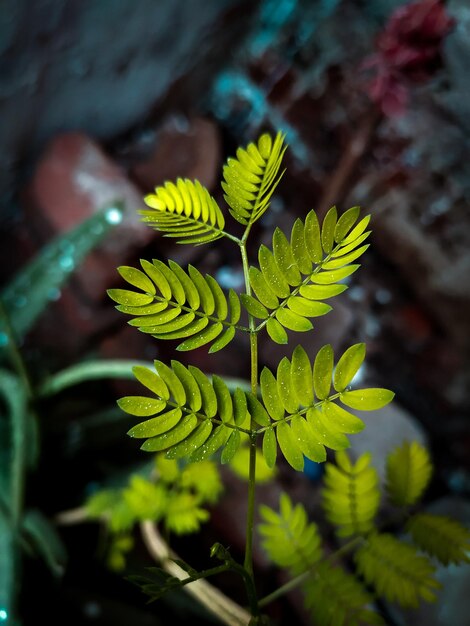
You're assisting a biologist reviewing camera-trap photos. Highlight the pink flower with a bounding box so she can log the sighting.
[362,0,455,116]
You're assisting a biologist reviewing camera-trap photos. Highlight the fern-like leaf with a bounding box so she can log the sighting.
[122,476,168,522]
[256,344,394,471]
[242,207,371,342]
[120,362,249,461]
[355,533,440,608]
[179,460,224,504]
[258,493,322,575]
[130,567,190,602]
[303,562,384,626]
[140,179,226,244]
[85,489,135,533]
[386,441,432,507]
[108,260,242,352]
[322,451,380,537]
[222,132,287,226]
[165,492,210,534]
[407,513,470,565]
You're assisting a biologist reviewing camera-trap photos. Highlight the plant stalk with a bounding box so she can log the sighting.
[259,536,364,607]
[239,238,259,589]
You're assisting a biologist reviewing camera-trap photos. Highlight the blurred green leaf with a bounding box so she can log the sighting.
[1,205,122,341]
[0,511,15,620]
[22,509,67,577]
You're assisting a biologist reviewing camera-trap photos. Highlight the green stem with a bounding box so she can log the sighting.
[171,563,232,588]
[230,557,260,618]
[37,359,153,397]
[259,536,364,608]
[239,239,258,586]
[39,359,252,399]
[0,300,36,622]
[0,301,34,528]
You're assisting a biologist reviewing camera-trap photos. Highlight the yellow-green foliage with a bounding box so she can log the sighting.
[257,440,470,623]
[242,208,371,344]
[85,455,225,570]
[142,178,226,244]
[118,350,393,473]
[228,444,276,483]
[107,131,466,624]
[386,441,432,506]
[322,450,380,537]
[258,493,322,576]
[222,132,287,226]
[303,562,385,626]
[355,533,440,608]
[407,513,470,565]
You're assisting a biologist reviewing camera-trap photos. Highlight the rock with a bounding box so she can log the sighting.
[23,132,155,302]
[29,287,116,366]
[131,116,222,192]
[371,188,470,349]
[0,0,246,210]
[387,497,470,626]
[348,401,428,484]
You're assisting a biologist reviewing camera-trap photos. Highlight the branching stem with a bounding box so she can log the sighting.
[239,236,259,606]
[258,535,364,607]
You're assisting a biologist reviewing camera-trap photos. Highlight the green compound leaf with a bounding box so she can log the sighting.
[109,259,242,352]
[273,228,302,286]
[303,561,385,626]
[165,492,210,534]
[1,206,120,342]
[222,131,287,226]
[291,345,314,406]
[334,206,361,243]
[179,459,224,504]
[260,367,284,421]
[333,343,366,392]
[386,441,433,507]
[117,396,167,417]
[266,318,288,344]
[259,493,322,576]
[246,393,271,427]
[221,429,241,464]
[340,388,395,411]
[120,362,248,460]
[242,208,370,342]
[313,344,334,400]
[227,444,276,483]
[407,513,470,565]
[262,428,277,468]
[321,206,338,254]
[341,214,371,246]
[240,294,269,320]
[277,421,304,471]
[322,451,380,537]
[140,178,226,244]
[355,533,440,608]
[256,345,393,470]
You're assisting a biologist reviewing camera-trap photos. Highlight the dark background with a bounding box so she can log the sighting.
[0,1,469,624]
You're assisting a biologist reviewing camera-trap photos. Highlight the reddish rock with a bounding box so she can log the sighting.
[29,287,116,366]
[131,116,221,192]
[23,132,156,302]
